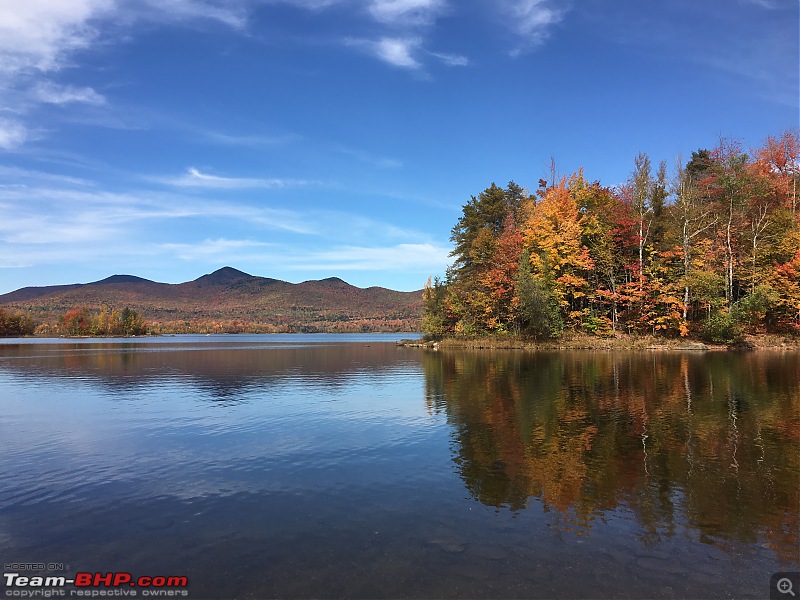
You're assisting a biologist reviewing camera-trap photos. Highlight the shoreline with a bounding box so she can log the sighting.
[398,333,800,352]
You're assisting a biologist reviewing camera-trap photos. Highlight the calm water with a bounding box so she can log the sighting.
[0,335,798,598]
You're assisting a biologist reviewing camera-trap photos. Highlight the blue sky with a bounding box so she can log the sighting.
[0,0,797,293]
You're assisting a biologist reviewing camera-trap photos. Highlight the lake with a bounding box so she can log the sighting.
[0,335,798,598]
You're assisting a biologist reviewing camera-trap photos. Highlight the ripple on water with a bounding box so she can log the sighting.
[0,339,796,599]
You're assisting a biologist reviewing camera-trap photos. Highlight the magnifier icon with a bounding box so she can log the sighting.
[778,578,796,597]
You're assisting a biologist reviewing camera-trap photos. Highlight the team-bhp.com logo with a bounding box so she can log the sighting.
[4,570,189,597]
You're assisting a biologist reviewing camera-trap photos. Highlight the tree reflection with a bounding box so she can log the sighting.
[423,350,800,561]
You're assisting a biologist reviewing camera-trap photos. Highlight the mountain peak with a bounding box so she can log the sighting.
[310,277,353,288]
[93,274,155,285]
[213,266,251,277]
[193,266,254,286]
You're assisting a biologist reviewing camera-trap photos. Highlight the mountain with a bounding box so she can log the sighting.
[0,267,423,333]
[192,266,260,287]
[94,274,156,285]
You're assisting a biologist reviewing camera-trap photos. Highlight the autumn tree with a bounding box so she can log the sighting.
[446,182,530,333]
[628,152,654,291]
[449,182,527,278]
[0,309,35,337]
[669,155,719,321]
[711,138,750,307]
[578,180,637,332]
[754,129,800,218]
[423,128,799,340]
[522,172,594,328]
[477,214,525,331]
[515,249,562,338]
[421,276,450,337]
[60,307,91,336]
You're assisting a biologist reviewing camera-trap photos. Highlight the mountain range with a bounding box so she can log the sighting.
[0,267,424,333]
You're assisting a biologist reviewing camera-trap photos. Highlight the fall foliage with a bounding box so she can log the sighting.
[0,308,35,336]
[0,269,423,336]
[58,305,148,336]
[425,129,800,342]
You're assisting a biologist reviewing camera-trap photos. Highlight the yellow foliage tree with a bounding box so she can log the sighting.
[522,173,595,328]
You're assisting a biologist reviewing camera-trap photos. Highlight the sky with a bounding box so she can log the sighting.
[0,0,797,293]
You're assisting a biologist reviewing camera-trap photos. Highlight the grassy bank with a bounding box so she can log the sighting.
[400,333,800,351]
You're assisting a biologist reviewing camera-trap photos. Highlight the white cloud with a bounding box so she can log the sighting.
[743,0,779,8]
[301,243,451,271]
[0,172,446,287]
[0,0,252,149]
[0,0,113,75]
[0,182,317,243]
[162,238,273,261]
[0,119,28,150]
[503,0,568,51]
[373,37,423,69]
[162,167,313,189]
[0,165,95,186]
[202,131,302,147]
[348,37,423,69]
[0,0,248,78]
[33,81,106,105]
[367,0,446,26]
[335,146,402,169]
[430,51,469,66]
[267,0,344,10]
[138,0,249,29]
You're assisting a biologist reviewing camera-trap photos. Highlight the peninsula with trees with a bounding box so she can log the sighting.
[422,130,799,347]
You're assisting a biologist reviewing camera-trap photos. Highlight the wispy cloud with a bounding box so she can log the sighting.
[162,238,274,261]
[139,0,249,29]
[742,0,779,8]
[429,51,469,66]
[347,37,423,69]
[335,146,402,169]
[0,165,95,186]
[367,0,447,26]
[201,130,301,147]
[269,0,345,10]
[0,0,113,76]
[0,0,252,150]
[503,0,569,53]
[33,81,106,105]
[0,183,316,242]
[0,0,248,77]
[0,169,446,290]
[300,243,451,271]
[0,188,199,244]
[160,167,313,189]
[0,119,28,150]
[597,2,798,109]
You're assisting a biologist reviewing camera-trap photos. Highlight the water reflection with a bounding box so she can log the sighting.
[423,350,800,562]
[0,337,417,402]
[1,339,798,597]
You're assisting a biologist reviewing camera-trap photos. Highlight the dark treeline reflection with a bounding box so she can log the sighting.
[423,350,799,562]
[0,340,417,400]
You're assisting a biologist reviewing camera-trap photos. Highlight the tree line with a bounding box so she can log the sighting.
[0,308,35,336]
[58,306,148,336]
[0,306,417,336]
[0,306,148,337]
[423,130,800,343]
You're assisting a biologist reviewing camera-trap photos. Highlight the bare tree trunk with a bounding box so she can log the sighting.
[725,194,734,307]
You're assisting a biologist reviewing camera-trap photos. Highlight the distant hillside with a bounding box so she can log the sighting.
[0,267,423,334]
